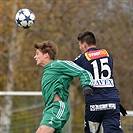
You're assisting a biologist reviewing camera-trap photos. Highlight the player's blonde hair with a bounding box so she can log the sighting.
[34,40,58,60]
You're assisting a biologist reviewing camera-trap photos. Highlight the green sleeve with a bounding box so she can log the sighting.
[57,60,93,87]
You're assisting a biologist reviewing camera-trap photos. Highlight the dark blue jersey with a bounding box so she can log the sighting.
[74,48,120,104]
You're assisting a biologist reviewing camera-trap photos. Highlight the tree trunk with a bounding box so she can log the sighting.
[0,3,18,133]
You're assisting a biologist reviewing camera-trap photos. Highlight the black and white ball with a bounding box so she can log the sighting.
[15,8,35,29]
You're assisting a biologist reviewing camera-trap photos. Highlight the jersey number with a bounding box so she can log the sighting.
[91,58,111,80]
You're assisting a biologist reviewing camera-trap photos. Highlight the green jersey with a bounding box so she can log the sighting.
[41,60,93,106]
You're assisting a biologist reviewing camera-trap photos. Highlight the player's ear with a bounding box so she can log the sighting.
[83,43,89,51]
[83,43,87,48]
[44,53,49,58]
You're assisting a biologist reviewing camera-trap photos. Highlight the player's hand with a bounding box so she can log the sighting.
[82,85,93,96]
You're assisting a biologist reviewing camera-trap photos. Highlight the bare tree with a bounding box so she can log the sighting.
[0,2,18,133]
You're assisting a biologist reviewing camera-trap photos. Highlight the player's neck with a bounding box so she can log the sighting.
[87,45,96,49]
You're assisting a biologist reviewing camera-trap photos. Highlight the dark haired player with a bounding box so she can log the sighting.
[74,31,126,133]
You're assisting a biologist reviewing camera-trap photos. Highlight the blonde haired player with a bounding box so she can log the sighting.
[34,40,93,133]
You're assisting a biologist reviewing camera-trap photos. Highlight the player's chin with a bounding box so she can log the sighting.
[36,61,39,65]
[36,60,42,66]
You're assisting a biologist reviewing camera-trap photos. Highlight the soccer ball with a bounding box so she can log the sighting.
[15,8,35,29]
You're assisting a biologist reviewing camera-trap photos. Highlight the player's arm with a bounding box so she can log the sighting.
[58,60,93,87]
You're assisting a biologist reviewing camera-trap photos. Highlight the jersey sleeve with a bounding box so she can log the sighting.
[74,54,82,66]
[57,60,93,87]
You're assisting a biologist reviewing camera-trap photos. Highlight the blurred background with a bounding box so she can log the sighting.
[0,0,132,133]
